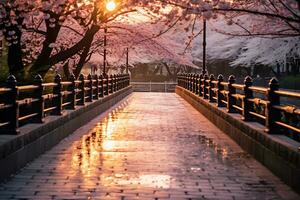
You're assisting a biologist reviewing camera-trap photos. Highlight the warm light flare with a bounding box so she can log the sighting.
[106,1,116,12]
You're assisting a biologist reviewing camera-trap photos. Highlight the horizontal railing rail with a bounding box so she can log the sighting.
[177,73,300,143]
[0,73,130,134]
[131,81,177,92]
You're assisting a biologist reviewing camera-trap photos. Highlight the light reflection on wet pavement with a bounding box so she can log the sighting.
[0,93,299,200]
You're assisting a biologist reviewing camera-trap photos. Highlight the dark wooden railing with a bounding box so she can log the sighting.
[0,73,130,134]
[178,73,300,142]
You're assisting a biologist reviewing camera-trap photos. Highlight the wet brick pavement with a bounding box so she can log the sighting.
[0,93,299,200]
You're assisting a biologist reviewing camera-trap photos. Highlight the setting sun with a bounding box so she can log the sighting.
[106,1,116,11]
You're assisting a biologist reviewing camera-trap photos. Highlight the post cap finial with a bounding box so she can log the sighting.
[269,77,279,90]
[217,74,223,81]
[244,76,252,86]
[209,74,215,80]
[79,73,85,80]
[228,75,235,83]
[34,74,43,84]
[6,74,17,86]
[54,73,62,82]
[69,73,76,81]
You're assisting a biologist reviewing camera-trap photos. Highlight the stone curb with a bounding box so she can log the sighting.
[0,86,133,182]
[176,86,300,194]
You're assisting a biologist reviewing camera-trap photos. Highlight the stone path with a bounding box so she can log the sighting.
[0,93,299,200]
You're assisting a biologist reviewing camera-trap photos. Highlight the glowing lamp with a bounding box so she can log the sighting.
[106,1,116,12]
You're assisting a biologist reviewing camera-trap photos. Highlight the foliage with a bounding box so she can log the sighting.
[280,75,300,90]
[0,0,299,80]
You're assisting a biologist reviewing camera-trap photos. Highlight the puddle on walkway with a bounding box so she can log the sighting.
[197,134,250,161]
[66,101,250,190]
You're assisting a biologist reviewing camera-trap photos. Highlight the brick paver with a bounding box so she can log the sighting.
[0,93,299,200]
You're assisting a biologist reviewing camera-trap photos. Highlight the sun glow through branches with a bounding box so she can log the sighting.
[106,1,116,12]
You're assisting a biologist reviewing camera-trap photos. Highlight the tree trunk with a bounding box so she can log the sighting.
[29,18,61,77]
[152,65,160,75]
[8,40,24,76]
[50,25,99,68]
[62,62,71,79]
[2,11,25,79]
[74,42,93,78]
[29,23,99,78]
[163,63,173,76]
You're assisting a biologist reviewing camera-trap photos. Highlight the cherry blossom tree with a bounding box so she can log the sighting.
[159,0,300,37]
[191,18,299,75]
[0,0,168,79]
[1,0,299,80]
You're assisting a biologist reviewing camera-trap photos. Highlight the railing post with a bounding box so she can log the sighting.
[6,75,19,134]
[186,73,189,90]
[265,78,281,133]
[104,74,109,95]
[189,74,193,92]
[109,75,113,93]
[192,74,196,93]
[94,75,99,100]
[120,74,123,89]
[111,75,116,93]
[195,74,199,95]
[242,76,253,121]
[99,75,104,97]
[33,74,44,123]
[203,74,209,99]
[113,74,117,92]
[183,74,186,89]
[190,73,192,91]
[87,74,93,102]
[53,74,63,115]
[127,74,130,86]
[124,74,126,88]
[199,74,203,97]
[119,74,122,89]
[180,74,184,87]
[182,74,185,88]
[227,75,236,113]
[110,75,114,93]
[116,74,119,91]
[209,74,215,102]
[185,73,190,90]
[68,74,76,110]
[78,74,85,105]
[194,74,198,94]
[216,74,225,107]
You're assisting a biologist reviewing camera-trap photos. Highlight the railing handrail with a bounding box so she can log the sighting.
[131,81,177,84]
[0,73,131,134]
[177,73,300,144]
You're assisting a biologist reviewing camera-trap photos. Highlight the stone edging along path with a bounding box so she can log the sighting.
[176,86,300,194]
[0,86,133,182]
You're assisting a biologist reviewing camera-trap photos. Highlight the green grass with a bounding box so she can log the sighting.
[280,75,300,90]
[281,74,300,82]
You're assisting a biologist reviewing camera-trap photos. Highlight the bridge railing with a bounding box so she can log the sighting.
[178,73,300,142]
[0,73,130,134]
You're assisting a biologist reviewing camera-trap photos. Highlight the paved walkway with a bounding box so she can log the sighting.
[0,93,299,200]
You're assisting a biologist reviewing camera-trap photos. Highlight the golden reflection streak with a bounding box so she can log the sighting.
[65,101,172,189]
